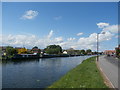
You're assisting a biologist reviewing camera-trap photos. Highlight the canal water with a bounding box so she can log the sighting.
[2,56,92,88]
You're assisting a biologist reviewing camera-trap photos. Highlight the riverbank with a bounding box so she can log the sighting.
[48,56,108,88]
[2,54,87,60]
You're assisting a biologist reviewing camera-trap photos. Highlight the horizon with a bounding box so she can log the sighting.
[0,45,118,51]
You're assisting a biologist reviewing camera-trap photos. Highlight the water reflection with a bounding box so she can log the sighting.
[2,56,92,88]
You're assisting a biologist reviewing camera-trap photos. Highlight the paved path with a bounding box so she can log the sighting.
[0,64,1,90]
[98,55,119,89]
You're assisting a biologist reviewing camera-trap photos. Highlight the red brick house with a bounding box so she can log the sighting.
[104,50,116,55]
[31,46,41,54]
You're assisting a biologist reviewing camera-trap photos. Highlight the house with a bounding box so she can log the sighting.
[63,51,68,54]
[66,48,75,55]
[40,49,45,54]
[104,50,116,55]
[31,47,41,54]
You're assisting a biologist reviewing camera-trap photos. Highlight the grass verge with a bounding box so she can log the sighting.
[48,56,108,88]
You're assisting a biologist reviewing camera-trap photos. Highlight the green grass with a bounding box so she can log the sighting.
[48,57,108,88]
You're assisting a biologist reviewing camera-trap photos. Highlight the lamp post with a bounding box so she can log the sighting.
[97,32,105,61]
[97,33,99,61]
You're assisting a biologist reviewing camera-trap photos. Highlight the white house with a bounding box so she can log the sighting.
[63,51,67,54]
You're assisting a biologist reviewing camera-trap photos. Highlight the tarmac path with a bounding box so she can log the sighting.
[98,55,119,89]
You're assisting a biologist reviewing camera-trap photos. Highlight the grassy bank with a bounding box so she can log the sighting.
[48,57,108,88]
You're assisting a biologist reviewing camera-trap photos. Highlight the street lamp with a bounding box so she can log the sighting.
[97,32,105,61]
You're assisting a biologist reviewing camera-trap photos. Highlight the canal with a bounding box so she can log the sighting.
[2,56,93,88]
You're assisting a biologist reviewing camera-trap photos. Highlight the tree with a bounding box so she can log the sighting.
[80,49,86,55]
[86,49,92,55]
[67,48,75,55]
[45,45,62,54]
[115,45,120,58]
[92,51,97,55]
[32,46,38,49]
[6,46,17,57]
[73,50,81,55]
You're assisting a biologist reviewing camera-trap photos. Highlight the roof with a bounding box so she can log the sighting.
[104,50,116,52]
[32,48,39,50]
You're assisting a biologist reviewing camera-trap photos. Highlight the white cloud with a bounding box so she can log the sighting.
[76,33,98,50]
[67,37,75,41]
[54,16,62,20]
[2,30,63,49]
[77,32,83,36]
[55,37,63,42]
[47,30,53,39]
[99,31,113,41]
[103,25,118,33]
[2,22,118,51]
[97,22,109,28]
[74,23,116,50]
[21,10,38,20]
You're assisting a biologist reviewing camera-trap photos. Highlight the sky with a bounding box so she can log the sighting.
[1,2,119,51]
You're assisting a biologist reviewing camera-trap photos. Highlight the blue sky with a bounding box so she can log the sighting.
[2,2,118,51]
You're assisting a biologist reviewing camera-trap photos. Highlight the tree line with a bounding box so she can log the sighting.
[3,45,95,56]
[2,44,120,60]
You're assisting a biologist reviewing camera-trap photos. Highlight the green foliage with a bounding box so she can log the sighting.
[48,57,108,88]
[66,49,92,55]
[116,46,120,58]
[74,50,81,55]
[67,48,75,55]
[80,49,86,55]
[6,46,17,57]
[92,51,98,55]
[86,49,92,53]
[32,46,38,49]
[86,49,92,55]
[45,45,62,54]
